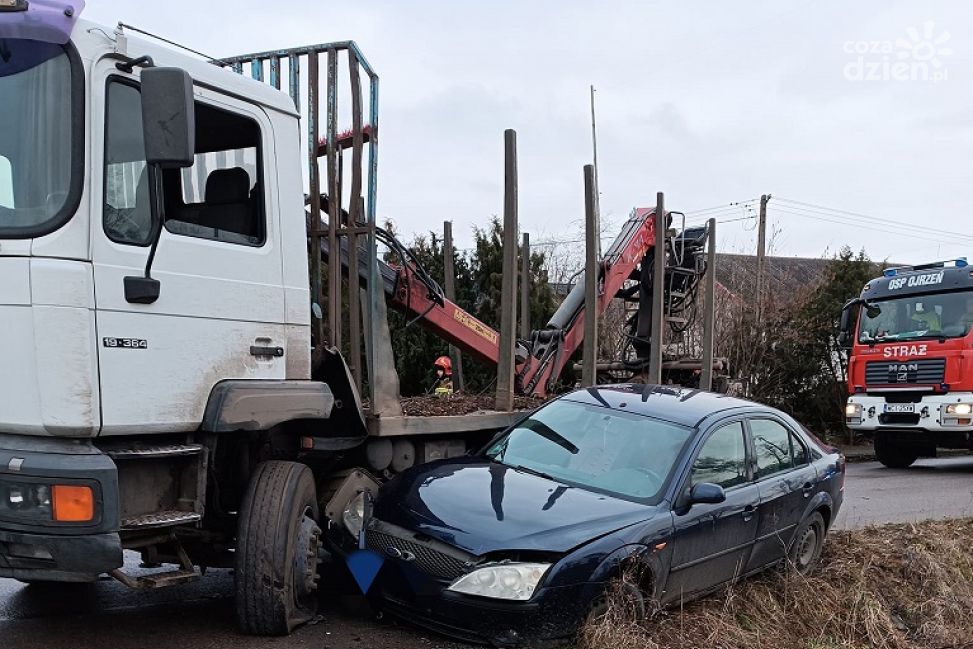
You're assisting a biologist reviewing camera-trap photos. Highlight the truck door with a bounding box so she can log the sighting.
[91,70,286,435]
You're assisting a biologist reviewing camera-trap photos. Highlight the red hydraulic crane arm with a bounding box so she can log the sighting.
[379,209,662,398]
[517,208,661,396]
[387,264,504,366]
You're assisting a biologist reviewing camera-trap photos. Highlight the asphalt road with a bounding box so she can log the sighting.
[1,456,970,649]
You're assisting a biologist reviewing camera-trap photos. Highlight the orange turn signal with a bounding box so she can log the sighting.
[52,485,94,522]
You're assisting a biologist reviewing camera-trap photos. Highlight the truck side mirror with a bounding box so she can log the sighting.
[838,299,860,350]
[140,67,196,167]
[124,67,196,305]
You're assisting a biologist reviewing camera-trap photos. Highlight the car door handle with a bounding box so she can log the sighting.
[742,504,756,522]
[802,482,814,498]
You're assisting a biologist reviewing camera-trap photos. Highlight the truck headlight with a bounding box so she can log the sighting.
[0,480,52,523]
[845,403,863,423]
[944,403,973,415]
[447,562,551,601]
[0,480,95,524]
[342,491,366,539]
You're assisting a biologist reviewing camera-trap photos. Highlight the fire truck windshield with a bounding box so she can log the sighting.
[0,39,79,239]
[858,290,973,343]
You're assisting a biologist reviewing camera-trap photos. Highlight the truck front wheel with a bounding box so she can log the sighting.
[875,438,918,469]
[235,461,323,635]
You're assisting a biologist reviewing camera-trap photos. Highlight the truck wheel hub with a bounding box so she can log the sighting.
[294,508,322,596]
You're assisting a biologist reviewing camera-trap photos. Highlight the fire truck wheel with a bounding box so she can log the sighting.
[874,439,918,469]
[235,461,323,636]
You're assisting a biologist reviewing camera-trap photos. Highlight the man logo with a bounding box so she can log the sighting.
[887,363,918,382]
[385,547,416,562]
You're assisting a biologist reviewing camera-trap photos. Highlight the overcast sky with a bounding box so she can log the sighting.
[87,1,973,265]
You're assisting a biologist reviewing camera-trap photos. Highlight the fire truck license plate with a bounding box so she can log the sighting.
[884,403,915,413]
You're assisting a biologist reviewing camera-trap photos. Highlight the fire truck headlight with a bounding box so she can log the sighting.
[945,403,973,416]
[845,403,863,424]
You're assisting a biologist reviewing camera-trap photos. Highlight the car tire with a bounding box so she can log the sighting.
[788,512,825,575]
[235,461,323,636]
[587,580,647,625]
[875,439,918,468]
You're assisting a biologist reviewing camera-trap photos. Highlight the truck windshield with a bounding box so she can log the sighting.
[0,39,79,238]
[858,290,973,343]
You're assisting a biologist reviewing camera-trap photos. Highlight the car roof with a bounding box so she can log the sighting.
[558,384,765,427]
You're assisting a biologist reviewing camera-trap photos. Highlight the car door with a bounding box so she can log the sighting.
[91,67,286,435]
[664,420,760,603]
[746,416,820,570]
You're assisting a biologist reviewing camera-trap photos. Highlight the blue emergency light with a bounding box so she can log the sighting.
[884,258,967,277]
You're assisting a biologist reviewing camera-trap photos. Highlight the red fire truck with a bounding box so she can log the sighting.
[840,259,973,467]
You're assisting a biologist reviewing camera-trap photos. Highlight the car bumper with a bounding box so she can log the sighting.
[847,393,973,436]
[374,561,591,646]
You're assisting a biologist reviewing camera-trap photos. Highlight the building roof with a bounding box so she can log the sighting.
[713,253,832,300]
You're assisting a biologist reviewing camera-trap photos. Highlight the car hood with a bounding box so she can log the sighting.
[372,458,660,556]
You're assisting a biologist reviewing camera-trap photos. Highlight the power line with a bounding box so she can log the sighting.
[775,197,973,242]
[770,206,957,246]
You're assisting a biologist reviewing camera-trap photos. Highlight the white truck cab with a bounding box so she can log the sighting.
[1,16,313,438]
[0,4,362,634]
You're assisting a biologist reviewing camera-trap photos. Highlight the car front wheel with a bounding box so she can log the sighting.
[788,511,825,575]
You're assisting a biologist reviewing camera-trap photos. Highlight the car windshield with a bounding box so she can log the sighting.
[484,399,694,503]
[0,39,76,236]
[858,290,973,343]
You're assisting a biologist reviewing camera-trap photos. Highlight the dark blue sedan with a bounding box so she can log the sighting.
[342,385,845,646]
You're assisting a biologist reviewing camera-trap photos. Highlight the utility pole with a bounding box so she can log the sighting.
[520,232,531,340]
[443,220,464,393]
[496,129,518,412]
[590,85,599,195]
[755,194,770,321]
[582,164,599,387]
[700,218,717,391]
[647,192,666,384]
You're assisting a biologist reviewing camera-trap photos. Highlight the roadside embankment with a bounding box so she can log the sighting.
[582,518,973,649]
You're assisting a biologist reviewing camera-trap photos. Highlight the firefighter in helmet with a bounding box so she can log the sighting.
[432,355,454,396]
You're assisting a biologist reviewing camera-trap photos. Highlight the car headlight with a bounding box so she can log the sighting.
[944,403,973,415]
[447,562,551,601]
[342,491,366,539]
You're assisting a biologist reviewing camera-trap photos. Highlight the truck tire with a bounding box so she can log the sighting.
[235,461,323,636]
[875,439,918,468]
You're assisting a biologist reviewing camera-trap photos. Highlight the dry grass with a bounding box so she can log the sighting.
[580,519,973,649]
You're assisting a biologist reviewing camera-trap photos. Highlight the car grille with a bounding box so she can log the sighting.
[365,522,472,580]
[865,358,945,386]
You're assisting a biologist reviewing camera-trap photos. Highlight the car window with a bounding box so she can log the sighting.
[751,419,796,479]
[791,431,809,465]
[0,155,12,208]
[691,422,748,489]
[485,399,695,504]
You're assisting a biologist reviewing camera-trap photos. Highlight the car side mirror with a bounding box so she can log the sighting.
[689,482,726,505]
[140,67,195,168]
